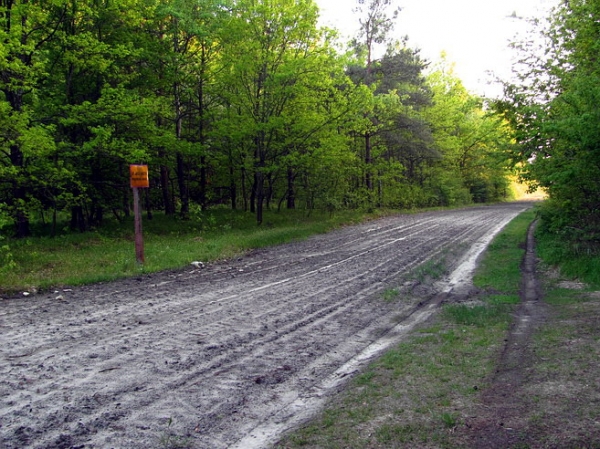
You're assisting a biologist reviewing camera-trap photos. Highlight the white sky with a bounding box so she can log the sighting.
[315,0,558,98]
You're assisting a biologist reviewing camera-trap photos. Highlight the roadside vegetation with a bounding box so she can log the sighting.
[0,198,527,296]
[500,1,600,260]
[275,207,600,448]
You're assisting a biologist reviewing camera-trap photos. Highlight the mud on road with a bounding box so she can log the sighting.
[0,203,531,449]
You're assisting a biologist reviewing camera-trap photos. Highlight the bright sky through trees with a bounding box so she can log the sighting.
[316,0,557,97]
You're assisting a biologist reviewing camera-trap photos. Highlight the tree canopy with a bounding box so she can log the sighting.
[498,0,600,249]
[0,0,514,238]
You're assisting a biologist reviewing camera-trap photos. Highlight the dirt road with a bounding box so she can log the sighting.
[0,203,531,449]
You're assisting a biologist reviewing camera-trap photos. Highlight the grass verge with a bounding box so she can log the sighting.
[274,209,536,449]
[516,288,600,447]
[504,226,600,448]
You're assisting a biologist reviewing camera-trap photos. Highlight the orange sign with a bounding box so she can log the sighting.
[130,165,149,188]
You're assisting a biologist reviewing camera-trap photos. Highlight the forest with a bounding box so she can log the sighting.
[499,0,600,252]
[0,0,515,239]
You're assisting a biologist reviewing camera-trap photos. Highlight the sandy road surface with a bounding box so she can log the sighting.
[0,203,531,449]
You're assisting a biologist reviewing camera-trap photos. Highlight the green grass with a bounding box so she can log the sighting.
[521,288,600,447]
[413,254,447,283]
[381,288,400,302]
[275,209,535,449]
[535,229,600,288]
[0,208,371,294]
[472,209,536,294]
[442,303,513,327]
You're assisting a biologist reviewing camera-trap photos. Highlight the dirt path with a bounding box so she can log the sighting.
[464,220,548,447]
[0,203,531,449]
[461,218,600,448]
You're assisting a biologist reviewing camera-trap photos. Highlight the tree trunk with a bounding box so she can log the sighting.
[199,155,207,210]
[176,152,189,219]
[365,132,373,191]
[241,165,248,212]
[174,83,189,218]
[70,206,86,232]
[14,209,30,239]
[229,162,237,210]
[198,47,208,211]
[9,143,30,238]
[255,170,264,225]
[287,167,296,209]
[145,188,153,220]
[265,174,273,211]
[250,173,257,214]
[160,161,174,215]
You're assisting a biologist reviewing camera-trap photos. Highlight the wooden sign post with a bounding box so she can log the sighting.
[130,165,149,264]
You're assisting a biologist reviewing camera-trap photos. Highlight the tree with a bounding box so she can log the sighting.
[150,0,222,219]
[217,0,352,223]
[0,0,517,240]
[499,0,600,245]
[23,0,172,232]
[373,46,435,204]
[350,0,401,194]
[426,61,512,205]
[0,0,70,237]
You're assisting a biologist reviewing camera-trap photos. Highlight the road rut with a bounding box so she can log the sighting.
[0,203,531,448]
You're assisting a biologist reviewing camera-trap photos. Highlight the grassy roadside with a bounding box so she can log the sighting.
[493,227,600,448]
[0,209,381,295]
[512,283,600,448]
[275,206,600,448]
[274,209,536,449]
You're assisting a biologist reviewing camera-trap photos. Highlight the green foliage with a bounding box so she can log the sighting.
[535,218,600,289]
[426,170,473,207]
[425,61,514,205]
[0,234,17,274]
[0,0,513,236]
[500,0,600,247]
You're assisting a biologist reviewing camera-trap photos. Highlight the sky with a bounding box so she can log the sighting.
[315,0,558,98]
